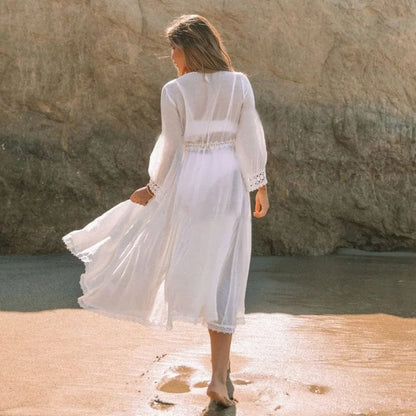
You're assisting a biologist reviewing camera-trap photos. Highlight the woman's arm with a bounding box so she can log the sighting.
[130,83,183,205]
[147,84,183,195]
[235,74,269,217]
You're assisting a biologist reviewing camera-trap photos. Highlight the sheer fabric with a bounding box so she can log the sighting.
[149,71,267,195]
[63,71,267,333]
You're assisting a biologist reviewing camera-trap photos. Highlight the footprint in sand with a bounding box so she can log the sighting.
[233,379,252,385]
[193,380,210,388]
[308,384,329,394]
[157,365,195,393]
[157,364,249,403]
[150,395,175,410]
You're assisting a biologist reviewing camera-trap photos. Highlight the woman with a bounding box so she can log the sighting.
[63,14,269,407]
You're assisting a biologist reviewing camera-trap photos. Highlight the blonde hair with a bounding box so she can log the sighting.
[165,14,233,73]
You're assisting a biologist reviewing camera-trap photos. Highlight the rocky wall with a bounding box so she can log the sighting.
[1,0,415,254]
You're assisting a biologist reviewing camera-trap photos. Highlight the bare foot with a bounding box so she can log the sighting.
[207,381,235,407]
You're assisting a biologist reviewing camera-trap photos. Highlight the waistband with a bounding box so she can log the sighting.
[184,140,235,152]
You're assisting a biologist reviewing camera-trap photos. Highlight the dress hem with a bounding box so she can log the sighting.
[77,296,244,334]
[62,234,92,263]
[64,234,245,334]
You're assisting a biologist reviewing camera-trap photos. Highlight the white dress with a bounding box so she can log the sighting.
[63,70,267,334]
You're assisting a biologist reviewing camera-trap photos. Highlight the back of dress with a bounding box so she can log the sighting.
[178,71,243,149]
[148,71,267,195]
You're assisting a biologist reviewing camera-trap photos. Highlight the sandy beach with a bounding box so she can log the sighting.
[1,252,415,416]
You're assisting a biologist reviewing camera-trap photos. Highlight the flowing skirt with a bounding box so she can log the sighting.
[63,145,252,333]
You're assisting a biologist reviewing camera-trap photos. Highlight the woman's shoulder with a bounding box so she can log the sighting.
[233,71,251,84]
[162,78,180,92]
[165,70,248,83]
[160,78,182,104]
[161,71,251,96]
[220,71,252,91]
[231,70,248,78]
[214,70,250,82]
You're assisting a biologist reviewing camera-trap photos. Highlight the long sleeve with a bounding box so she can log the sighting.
[148,83,183,196]
[235,74,268,192]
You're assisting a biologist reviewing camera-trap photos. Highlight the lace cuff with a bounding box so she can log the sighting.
[148,179,161,195]
[247,170,267,192]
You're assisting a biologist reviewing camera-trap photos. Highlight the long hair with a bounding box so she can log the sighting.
[165,14,233,73]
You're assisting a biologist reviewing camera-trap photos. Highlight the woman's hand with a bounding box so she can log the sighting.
[253,186,269,218]
[130,186,154,206]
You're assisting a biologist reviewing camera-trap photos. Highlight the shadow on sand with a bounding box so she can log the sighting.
[201,372,237,416]
[201,401,236,416]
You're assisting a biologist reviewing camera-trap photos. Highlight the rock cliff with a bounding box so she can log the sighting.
[1,0,415,254]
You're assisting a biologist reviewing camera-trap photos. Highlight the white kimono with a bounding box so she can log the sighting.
[63,70,267,333]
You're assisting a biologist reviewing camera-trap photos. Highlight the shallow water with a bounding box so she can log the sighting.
[246,250,416,317]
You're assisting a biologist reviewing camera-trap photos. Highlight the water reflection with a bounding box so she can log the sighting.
[246,250,416,317]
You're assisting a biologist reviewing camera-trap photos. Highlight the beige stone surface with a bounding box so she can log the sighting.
[1,1,416,254]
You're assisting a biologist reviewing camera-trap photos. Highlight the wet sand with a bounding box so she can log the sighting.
[0,252,415,416]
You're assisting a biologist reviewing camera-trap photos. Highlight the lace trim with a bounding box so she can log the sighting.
[184,140,235,152]
[148,179,160,195]
[247,170,267,192]
[207,321,238,334]
[168,313,244,334]
[62,234,92,263]
[77,293,244,333]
